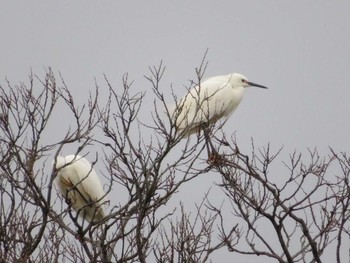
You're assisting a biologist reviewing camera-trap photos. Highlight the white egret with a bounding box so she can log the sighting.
[173,73,267,137]
[54,155,108,223]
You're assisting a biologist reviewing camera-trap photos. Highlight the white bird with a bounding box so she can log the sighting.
[54,155,108,223]
[172,73,267,137]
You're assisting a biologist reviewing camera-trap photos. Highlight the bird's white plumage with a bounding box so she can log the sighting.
[172,73,266,137]
[55,155,107,223]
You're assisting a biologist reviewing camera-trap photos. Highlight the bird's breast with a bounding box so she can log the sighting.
[221,86,244,116]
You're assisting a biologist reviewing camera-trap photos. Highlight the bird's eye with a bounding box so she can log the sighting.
[241,79,246,83]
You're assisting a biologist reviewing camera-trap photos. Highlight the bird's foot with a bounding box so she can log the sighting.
[207,151,226,166]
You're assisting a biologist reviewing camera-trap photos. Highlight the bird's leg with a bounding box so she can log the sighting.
[202,124,218,157]
[203,128,215,155]
[202,124,225,166]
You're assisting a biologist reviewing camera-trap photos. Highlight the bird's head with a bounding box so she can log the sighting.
[231,73,268,89]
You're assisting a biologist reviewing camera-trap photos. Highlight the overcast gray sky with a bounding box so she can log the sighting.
[1,1,350,153]
[1,1,350,262]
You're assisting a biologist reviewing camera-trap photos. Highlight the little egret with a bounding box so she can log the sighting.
[54,155,108,223]
[173,73,267,137]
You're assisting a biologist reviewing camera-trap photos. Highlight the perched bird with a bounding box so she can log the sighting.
[54,155,108,223]
[172,73,267,137]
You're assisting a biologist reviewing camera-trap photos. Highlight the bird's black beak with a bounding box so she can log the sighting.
[246,81,268,89]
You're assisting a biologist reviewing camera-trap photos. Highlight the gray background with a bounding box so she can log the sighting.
[1,1,349,262]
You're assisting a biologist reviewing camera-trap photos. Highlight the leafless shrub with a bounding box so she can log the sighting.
[0,62,349,263]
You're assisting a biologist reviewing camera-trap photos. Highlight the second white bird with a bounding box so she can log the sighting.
[55,155,108,223]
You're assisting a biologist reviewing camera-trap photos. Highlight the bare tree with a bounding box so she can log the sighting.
[0,61,349,263]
